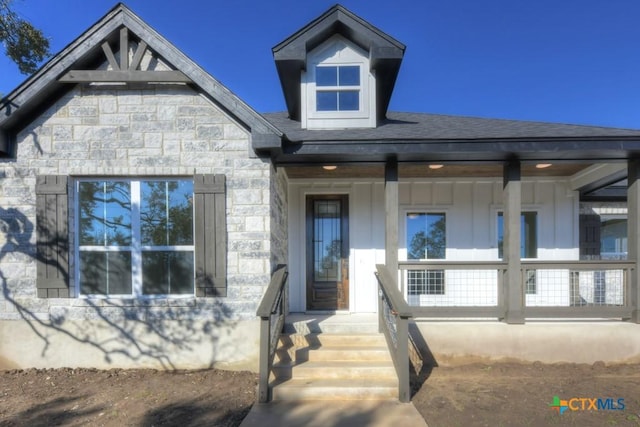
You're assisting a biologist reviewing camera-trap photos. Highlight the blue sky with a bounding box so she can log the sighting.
[1,0,639,128]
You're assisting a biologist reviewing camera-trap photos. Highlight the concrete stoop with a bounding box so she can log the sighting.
[270,315,399,401]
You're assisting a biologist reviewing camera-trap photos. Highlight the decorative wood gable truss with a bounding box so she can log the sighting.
[0,3,282,156]
[58,27,191,84]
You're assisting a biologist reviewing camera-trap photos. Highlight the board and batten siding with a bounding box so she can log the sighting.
[288,177,579,312]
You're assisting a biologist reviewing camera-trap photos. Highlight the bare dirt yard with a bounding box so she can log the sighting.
[1,362,639,426]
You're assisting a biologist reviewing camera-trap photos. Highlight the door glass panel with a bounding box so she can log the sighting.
[313,200,342,282]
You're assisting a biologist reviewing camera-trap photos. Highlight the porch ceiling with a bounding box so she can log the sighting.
[284,163,593,179]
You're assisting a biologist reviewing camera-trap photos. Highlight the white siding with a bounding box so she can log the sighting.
[288,176,580,312]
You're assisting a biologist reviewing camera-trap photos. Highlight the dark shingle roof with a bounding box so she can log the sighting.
[264,111,640,143]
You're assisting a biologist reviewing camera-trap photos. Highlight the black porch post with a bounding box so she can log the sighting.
[628,159,640,323]
[385,158,399,286]
[504,160,525,324]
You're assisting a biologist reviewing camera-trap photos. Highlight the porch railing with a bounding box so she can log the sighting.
[375,264,412,403]
[256,264,288,403]
[398,260,634,320]
[522,261,634,319]
[399,261,507,318]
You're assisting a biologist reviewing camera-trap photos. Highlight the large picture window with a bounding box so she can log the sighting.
[77,179,194,296]
[406,212,446,295]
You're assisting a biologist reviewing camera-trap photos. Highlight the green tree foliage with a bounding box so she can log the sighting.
[140,181,193,246]
[408,216,446,260]
[0,0,49,74]
[78,181,132,246]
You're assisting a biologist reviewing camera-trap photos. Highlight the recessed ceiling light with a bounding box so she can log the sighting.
[428,164,444,170]
[322,165,337,171]
[536,163,552,169]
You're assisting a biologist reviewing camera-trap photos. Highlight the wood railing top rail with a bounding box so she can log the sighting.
[256,264,288,318]
[399,260,634,270]
[375,264,412,318]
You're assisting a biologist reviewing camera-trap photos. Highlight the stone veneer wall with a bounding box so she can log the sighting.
[270,165,288,269]
[0,84,275,370]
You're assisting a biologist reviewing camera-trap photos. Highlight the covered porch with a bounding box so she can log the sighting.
[282,159,640,323]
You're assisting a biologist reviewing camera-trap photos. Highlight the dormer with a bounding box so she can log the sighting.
[303,35,373,129]
[273,5,405,130]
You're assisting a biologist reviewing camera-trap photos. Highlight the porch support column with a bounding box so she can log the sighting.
[628,159,640,323]
[385,158,399,286]
[503,159,525,324]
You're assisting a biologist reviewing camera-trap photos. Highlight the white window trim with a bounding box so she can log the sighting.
[302,35,376,129]
[400,207,449,261]
[74,178,195,298]
[311,63,365,117]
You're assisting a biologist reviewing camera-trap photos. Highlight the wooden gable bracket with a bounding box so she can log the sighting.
[58,27,192,84]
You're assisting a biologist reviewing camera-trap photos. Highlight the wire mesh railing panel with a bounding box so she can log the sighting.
[525,267,626,307]
[381,289,398,348]
[404,268,499,307]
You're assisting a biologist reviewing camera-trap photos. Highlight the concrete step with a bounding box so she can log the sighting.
[279,333,387,349]
[284,314,379,334]
[275,344,392,364]
[270,378,398,401]
[307,345,392,362]
[270,316,398,402]
[272,360,397,381]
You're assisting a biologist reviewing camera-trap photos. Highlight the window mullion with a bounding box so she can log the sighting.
[131,180,142,297]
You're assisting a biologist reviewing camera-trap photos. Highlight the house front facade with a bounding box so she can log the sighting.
[1,4,639,371]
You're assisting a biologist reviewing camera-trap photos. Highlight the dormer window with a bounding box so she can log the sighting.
[273,5,405,127]
[316,65,360,111]
[301,36,376,129]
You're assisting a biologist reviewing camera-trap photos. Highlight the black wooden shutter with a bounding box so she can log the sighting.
[579,214,601,259]
[36,175,71,297]
[194,174,227,297]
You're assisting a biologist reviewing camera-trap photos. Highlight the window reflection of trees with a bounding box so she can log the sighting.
[78,180,194,296]
[140,181,193,246]
[315,238,342,281]
[79,181,131,246]
[408,215,445,260]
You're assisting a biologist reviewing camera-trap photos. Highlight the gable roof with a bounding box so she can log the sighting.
[264,111,640,164]
[272,4,405,122]
[0,2,281,156]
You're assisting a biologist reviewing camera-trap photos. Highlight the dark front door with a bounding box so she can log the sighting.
[306,195,349,310]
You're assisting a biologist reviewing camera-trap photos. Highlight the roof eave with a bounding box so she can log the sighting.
[0,3,281,156]
[272,135,640,164]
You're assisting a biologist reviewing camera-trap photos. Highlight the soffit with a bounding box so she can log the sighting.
[284,163,592,179]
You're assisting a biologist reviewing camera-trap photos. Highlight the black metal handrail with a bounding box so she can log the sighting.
[375,264,412,402]
[256,264,288,403]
